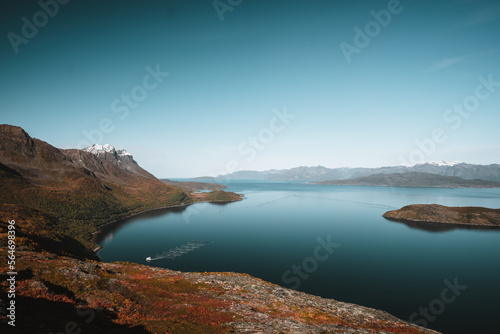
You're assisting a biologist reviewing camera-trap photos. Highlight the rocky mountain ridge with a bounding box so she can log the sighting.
[315,172,500,188]
[207,162,500,182]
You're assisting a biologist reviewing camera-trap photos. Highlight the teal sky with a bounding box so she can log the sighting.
[1,0,499,177]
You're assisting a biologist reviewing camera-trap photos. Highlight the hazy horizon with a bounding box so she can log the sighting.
[1,0,499,177]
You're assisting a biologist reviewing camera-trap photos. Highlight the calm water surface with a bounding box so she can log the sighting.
[95,181,500,334]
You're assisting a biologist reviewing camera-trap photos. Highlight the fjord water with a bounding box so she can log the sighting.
[95,181,500,334]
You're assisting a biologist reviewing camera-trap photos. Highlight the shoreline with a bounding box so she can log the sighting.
[91,197,243,255]
[312,183,500,189]
[383,216,500,228]
[382,204,500,229]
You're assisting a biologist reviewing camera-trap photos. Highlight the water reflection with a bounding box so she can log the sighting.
[93,206,189,245]
[384,217,500,232]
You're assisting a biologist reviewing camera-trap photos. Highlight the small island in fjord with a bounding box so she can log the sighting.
[383,204,500,227]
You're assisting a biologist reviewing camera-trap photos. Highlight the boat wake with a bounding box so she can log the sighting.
[146,240,212,262]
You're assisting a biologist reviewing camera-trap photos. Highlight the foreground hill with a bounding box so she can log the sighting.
[383,204,500,227]
[207,162,500,182]
[0,250,439,334]
[315,172,500,188]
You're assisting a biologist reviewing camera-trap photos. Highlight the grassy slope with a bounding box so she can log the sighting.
[0,168,191,251]
[0,251,438,334]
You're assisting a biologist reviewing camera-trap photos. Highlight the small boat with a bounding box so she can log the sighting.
[146,257,152,262]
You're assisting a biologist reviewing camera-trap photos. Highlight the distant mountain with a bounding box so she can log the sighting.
[213,162,500,182]
[315,172,500,188]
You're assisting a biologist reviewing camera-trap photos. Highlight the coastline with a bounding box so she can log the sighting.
[312,183,500,189]
[383,204,500,228]
[91,196,243,254]
[383,216,500,229]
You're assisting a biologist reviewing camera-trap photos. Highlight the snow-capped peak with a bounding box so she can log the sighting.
[83,144,134,160]
[117,149,132,157]
[420,161,464,167]
[84,144,116,155]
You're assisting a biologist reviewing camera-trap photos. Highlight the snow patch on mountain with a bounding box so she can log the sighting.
[84,144,133,158]
[84,144,116,155]
[420,161,464,167]
[117,149,132,157]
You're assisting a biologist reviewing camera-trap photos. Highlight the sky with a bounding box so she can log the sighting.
[1,0,499,178]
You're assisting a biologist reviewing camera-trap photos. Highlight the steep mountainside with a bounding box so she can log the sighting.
[315,172,500,188]
[0,124,191,249]
[81,144,156,179]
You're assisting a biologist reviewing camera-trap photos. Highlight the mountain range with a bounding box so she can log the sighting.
[315,172,500,188]
[198,162,500,182]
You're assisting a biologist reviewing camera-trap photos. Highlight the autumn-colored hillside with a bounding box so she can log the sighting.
[0,250,440,334]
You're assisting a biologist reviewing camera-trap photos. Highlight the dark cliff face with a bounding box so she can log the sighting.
[383,204,500,227]
[80,144,156,179]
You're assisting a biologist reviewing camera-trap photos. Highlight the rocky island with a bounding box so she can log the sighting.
[383,204,500,227]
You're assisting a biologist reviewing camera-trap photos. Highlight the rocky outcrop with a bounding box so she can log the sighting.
[383,204,500,227]
[81,143,155,179]
[0,251,440,334]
